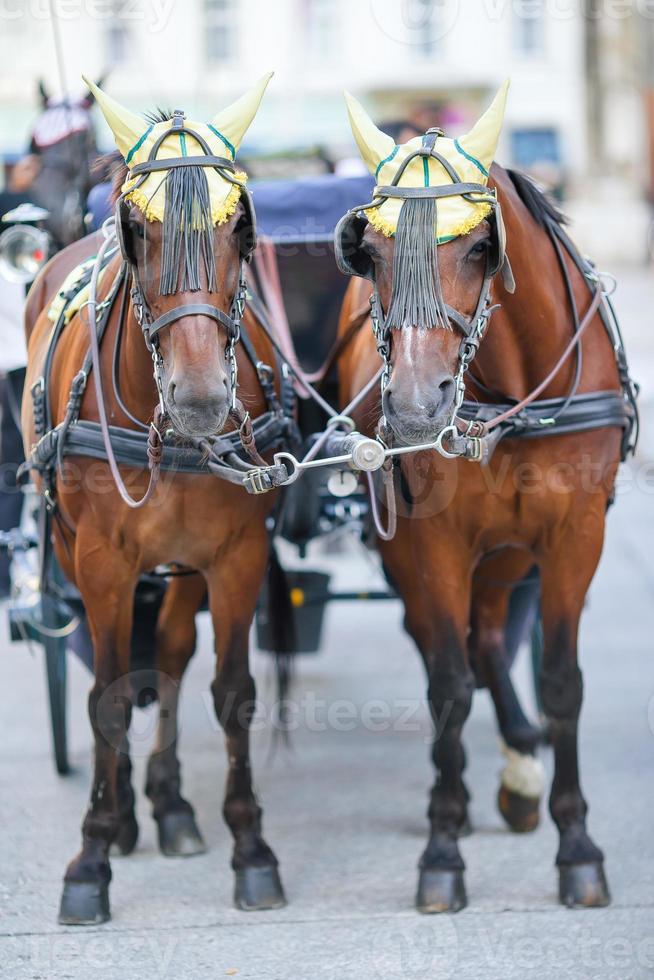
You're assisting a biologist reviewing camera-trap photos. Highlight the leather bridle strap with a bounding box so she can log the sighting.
[466,282,605,436]
[374,182,494,201]
[147,303,241,344]
[129,155,238,177]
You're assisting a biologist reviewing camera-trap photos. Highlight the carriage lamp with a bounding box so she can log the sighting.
[0,203,51,284]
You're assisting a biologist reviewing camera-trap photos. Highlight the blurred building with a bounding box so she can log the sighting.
[0,0,651,260]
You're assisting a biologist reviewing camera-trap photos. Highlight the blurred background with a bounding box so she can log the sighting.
[1,0,654,262]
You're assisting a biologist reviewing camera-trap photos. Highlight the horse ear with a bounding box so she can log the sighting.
[82,75,147,161]
[84,73,109,106]
[210,72,274,153]
[343,91,395,178]
[37,79,50,107]
[458,80,510,176]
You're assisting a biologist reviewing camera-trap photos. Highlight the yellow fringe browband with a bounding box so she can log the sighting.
[365,200,492,241]
[121,171,248,226]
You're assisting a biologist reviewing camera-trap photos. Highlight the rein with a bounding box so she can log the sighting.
[461,283,604,437]
[84,229,164,508]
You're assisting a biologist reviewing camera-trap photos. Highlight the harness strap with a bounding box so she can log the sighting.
[465,283,604,437]
[129,154,236,176]
[374,182,494,201]
[147,302,240,343]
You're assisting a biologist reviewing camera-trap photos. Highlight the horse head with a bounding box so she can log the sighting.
[88,74,272,439]
[336,82,514,446]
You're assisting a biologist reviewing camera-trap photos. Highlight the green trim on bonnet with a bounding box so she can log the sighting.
[207,124,236,160]
[454,139,488,177]
[375,144,399,179]
[422,157,430,187]
[125,124,153,165]
[179,132,187,156]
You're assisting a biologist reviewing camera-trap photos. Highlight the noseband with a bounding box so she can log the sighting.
[335,127,514,424]
[115,109,255,410]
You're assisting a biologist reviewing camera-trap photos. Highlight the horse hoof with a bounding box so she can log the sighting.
[234,865,286,911]
[497,786,540,833]
[157,810,206,857]
[416,868,467,914]
[111,814,139,856]
[58,881,110,925]
[559,862,610,908]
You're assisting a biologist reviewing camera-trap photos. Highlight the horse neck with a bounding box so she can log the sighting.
[471,184,619,400]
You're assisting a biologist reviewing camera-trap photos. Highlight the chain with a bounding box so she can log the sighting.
[227,268,247,410]
[371,290,392,393]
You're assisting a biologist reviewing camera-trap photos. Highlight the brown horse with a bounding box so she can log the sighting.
[336,96,635,913]
[22,79,292,924]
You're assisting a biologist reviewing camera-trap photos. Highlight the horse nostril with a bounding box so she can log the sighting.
[167,381,176,406]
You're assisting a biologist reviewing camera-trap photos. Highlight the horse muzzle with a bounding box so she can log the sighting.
[382,374,456,446]
[165,380,231,439]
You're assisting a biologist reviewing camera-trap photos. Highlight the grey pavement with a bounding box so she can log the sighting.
[1,268,653,979]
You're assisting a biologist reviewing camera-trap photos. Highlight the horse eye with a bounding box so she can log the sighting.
[468,239,489,259]
[130,221,145,240]
[361,241,380,260]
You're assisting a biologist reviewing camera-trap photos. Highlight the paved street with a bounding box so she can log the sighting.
[1,269,653,980]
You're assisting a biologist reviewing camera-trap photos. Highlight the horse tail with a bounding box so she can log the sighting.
[266,542,296,739]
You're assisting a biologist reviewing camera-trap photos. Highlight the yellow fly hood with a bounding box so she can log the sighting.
[344,80,509,241]
[83,73,273,225]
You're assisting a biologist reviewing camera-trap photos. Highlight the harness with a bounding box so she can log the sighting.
[23,117,299,514]
[333,128,638,463]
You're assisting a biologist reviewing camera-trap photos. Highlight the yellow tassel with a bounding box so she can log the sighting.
[121,171,248,226]
[365,201,492,240]
[365,207,397,238]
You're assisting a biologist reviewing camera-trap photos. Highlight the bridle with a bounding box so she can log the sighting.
[334,127,514,450]
[115,109,255,412]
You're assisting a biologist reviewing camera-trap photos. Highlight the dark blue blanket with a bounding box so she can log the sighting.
[87,174,375,240]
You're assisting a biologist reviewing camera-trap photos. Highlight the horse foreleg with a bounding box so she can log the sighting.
[539,538,610,908]
[112,735,139,856]
[207,532,286,912]
[470,565,544,834]
[58,540,138,925]
[384,531,474,914]
[145,574,207,857]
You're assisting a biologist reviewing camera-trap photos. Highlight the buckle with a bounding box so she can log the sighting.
[243,468,272,495]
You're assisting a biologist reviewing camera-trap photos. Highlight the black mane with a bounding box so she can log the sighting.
[506,168,568,229]
[143,107,174,125]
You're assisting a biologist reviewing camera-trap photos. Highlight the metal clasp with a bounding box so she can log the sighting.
[243,468,272,494]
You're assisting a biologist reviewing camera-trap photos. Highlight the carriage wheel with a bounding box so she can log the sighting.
[41,592,70,775]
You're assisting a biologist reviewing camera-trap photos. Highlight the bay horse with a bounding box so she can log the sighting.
[22,75,293,924]
[335,84,637,913]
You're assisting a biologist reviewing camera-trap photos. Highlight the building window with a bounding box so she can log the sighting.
[305,0,338,60]
[513,1,544,55]
[403,0,441,56]
[205,0,237,64]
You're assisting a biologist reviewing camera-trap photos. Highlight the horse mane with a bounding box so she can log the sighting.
[505,168,568,229]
